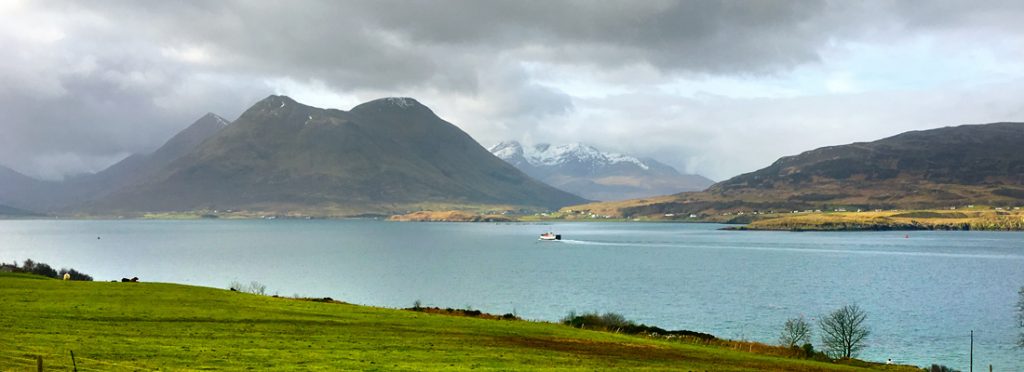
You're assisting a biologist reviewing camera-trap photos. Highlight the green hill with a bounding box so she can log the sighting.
[0,274,913,370]
[568,122,1024,220]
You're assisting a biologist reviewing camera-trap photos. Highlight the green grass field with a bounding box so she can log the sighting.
[0,273,917,371]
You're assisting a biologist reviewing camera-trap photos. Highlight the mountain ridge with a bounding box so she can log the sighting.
[567,122,1024,218]
[490,141,713,201]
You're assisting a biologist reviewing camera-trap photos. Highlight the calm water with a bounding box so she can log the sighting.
[1,220,1021,369]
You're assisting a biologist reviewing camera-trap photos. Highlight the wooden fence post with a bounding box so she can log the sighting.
[36,355,42,372]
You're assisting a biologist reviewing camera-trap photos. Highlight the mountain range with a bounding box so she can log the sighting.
[0,96,585,216]
[572,122,1024,218]
[489,141,712,201]
[4,97,1022,219]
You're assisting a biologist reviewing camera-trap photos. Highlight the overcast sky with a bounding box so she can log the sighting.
[2,1,1024,181]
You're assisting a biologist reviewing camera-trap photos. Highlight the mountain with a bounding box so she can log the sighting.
[713,122,1024,191]
[0,113,230,212]
[85,96,586,214]
[74,112,230,193]
[0,165,51,211]
[570,122,1024,217]
[489,141,713,201]
[0,203,40,217]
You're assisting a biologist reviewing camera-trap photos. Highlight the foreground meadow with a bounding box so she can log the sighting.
[1,273,917,371]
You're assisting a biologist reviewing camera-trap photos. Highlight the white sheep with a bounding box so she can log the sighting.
[63,273,70,281]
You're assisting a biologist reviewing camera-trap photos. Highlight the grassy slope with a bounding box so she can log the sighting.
[559,196,1024,230]
[388,210,516,222]
[741,209,1024,231]
[0,274,915,371]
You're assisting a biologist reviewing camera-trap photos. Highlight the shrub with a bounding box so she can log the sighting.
[59,268,94,281]
[5,258,91,280]
[924,364,960,372]
[561,311,635,331]
[801,343,815,358]
[29,262,58,278]
[561,311,715,340]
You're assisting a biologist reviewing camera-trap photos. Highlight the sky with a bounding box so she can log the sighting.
[2,1,1024,181]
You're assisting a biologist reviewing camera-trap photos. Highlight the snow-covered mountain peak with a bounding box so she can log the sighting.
[384,97,417,108]
[200,113,230,127]
[489,140,714,201]
[489,141,525,160]
[492,141,650,170]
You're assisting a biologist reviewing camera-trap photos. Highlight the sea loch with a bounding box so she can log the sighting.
[1,220,1020,369]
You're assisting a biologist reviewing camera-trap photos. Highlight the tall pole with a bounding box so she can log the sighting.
[970,330,973,372]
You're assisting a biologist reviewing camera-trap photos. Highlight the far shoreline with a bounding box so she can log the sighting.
[4,206,1024,232]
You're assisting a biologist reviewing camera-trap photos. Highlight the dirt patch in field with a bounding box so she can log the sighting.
[494,336,880,371]
[496,336,689,362]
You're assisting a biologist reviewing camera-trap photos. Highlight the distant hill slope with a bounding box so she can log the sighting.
[0,114,229,212]
[86,96,586,214]
[0,165,50,211]
[569,122,1024,217]
[86,113,230,191]
[490,141,712,201]
[0,203,40,217]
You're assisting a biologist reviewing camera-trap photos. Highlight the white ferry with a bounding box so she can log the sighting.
[539,232,561,241]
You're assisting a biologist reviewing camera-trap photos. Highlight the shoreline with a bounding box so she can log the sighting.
[4,208,1024,232]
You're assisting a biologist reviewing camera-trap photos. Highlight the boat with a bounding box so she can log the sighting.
[539,232,561,241]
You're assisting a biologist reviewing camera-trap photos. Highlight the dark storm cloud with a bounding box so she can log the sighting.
[0,21,266,179]
[77,0,837,89]
[2,1,1023,180]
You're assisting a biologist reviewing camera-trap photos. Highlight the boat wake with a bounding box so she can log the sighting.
[556,239,646,246]
[545,239,1024,260]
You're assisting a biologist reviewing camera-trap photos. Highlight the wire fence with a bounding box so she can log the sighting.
[1,349,136,371]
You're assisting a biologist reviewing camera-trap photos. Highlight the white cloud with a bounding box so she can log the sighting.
[24,152,132,181]
[161,45,215,65]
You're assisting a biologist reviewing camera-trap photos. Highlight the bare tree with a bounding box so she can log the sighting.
[818,304,870,359]
[779,315,812,348]
[248,281,267,296]
[229,280,268,295]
